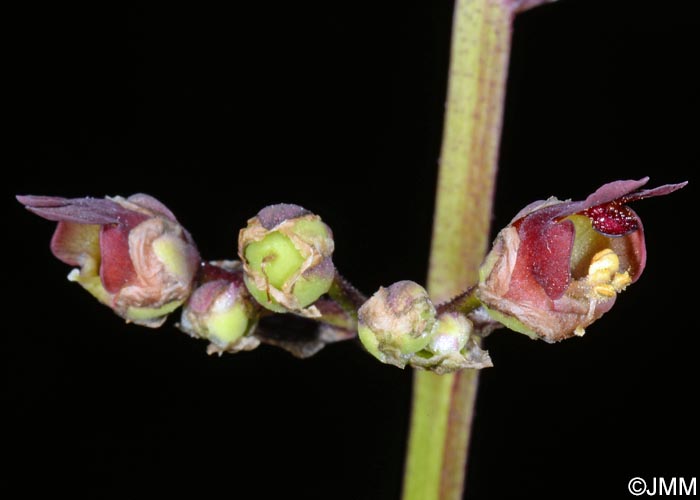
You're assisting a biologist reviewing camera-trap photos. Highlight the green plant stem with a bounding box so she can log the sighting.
[402,1,550,499]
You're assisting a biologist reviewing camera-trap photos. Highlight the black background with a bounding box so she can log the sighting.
[7,1,698,498]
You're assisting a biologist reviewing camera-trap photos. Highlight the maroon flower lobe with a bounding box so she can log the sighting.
[582,201,639,237]
[478,177,687,342]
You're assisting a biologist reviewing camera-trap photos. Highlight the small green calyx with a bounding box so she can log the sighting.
[126,300,184,325]
[481,306,538,340]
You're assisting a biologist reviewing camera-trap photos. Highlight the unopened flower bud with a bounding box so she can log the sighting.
[410,312,493,374]
[17,194,201,327]
[357,281,437,368]
[179,261,260,354]
[239,203,335,316]
[428,313,471,355]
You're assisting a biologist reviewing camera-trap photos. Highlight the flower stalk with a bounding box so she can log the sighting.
[403,1,554,498]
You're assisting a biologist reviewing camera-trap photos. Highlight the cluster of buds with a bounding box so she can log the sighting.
[17,178,685,373]
[18,195,346,358]
[357,281,491,373]
[355,178,685,372]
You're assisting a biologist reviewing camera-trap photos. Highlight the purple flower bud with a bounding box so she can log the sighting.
[17,194,201,327]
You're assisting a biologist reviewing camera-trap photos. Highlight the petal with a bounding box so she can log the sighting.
[187,280,228,314]
[99,224,137,293]
[578,178,651,208]
[583,201,640,236]
[527,217,575,300]
[50,221,100,267]
[580,180,687,237]
[99,211,148,293]
[256,203,310,230]
[620,181,688,203]
[513,208,575,301]
[126,193,178,222]
[510,178,685,227]
[510,178,686,299]
[17,195,133,225]
[507,179,651,223]
[611,210,646,282]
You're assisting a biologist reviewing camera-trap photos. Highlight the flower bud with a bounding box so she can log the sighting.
[17,194,201,327]
[428,313,471,355]
[179,261,260,354]
[238,203,335,316]
[477,178,686,342]
[409,312,493,374]
[357,281,437,368]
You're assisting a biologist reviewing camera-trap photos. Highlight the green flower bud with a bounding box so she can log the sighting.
[179,261,260,354]
[239,204,335,317]
[410,312,492,374]
[428,313,470,355]
[357,281,437,368]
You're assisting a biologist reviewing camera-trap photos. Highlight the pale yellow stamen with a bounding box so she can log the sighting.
[587,249,632,300]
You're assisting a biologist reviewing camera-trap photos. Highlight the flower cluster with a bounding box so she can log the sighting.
[17,177,685,372]
[352,178,685,371]
[17,196,349,357]
[358,281,491,373]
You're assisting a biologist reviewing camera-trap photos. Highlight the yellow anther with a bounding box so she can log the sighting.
[587,249,632,300]
[612,271,632,291]
[593,284,617,298]
[588,248,620,285]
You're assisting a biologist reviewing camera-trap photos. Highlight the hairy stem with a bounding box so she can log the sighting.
[328,273,367,322]
[402,1,552,498]
[434,287,479,316]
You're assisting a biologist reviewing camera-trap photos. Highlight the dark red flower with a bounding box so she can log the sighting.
[477,178,686,342]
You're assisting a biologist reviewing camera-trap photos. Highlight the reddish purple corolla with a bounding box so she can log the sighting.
[477,178,686,342]
[17,194,201,327]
